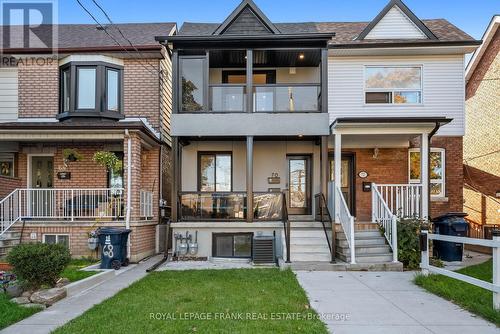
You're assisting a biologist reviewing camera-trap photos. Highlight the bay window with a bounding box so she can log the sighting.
[409,148,445,197]
[365,66,422,104]
[59,62,123,119]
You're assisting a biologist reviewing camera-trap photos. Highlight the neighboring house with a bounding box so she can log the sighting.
[464,15,500,229]
[157,0,479,265]
[0,23,176,262]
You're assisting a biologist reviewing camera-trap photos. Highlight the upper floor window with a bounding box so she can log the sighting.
[365,66,422,104]
[59,62,123,119]
[180,57,205,112]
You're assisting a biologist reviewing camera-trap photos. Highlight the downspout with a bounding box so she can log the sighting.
[125,129,132,259]
[427,121,441,222]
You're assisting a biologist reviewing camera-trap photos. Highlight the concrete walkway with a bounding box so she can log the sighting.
[296,271,499,334]
[1,255,163,334]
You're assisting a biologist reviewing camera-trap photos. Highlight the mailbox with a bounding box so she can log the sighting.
[362,182,372,192]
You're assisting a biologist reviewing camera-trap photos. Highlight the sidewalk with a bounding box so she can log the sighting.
[295,271,498,334]
[1,255,162,334]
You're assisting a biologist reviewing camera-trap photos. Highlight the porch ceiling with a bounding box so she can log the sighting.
[329,134,418,149]
[330,117,452,135]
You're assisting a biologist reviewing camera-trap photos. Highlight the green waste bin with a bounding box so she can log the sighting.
[98,228,131,270]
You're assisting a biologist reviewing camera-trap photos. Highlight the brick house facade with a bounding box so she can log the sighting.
[0,23,176,262]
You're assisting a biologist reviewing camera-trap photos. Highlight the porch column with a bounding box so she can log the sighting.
[421,133,429,220]
[246,136,254,223]
[171,136,179,222]
[334,133,342,220]
[320,136,329,199]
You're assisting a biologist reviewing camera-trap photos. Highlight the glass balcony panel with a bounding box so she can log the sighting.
[254,85,320,112]
[180,192,247,221]
[209,85,246,112]
[253,192,283,220]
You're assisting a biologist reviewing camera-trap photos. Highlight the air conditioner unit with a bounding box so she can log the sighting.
[252,235,275,264]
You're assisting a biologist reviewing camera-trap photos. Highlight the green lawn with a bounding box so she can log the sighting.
[415,259,500,326]
[0,293,42,329]
[54,269,328,334]
[61,258,99,283]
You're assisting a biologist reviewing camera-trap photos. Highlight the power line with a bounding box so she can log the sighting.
[90,0,160,74]
[74,0,159,77]
[464,149,500,162]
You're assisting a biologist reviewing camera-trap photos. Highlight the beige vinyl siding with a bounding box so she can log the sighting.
[365,5,427,40]
[160,54,173,146]
[328,55,466,136]
[0,68,18,122]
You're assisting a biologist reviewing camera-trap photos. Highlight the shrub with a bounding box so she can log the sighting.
[397,217,428,270]
[7,243,71,289]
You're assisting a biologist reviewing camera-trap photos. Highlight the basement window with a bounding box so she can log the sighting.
[43,234,70,248]
[212,233,252,258]
[59,62,123,120]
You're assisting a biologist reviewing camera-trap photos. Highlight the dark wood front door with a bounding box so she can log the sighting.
[329,153,355,216]
[287,155,311,215]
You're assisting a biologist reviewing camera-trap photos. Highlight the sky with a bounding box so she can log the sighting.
[58,0,499,40]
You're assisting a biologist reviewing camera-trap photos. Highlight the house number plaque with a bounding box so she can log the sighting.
[267,172,280,184]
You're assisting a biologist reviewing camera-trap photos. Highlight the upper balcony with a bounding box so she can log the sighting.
[171,49,330,137]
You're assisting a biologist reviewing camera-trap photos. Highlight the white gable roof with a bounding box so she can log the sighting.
[365,5,427,40]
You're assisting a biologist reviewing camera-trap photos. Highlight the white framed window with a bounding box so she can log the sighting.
[43,234,70,248]
[409,148,445,197]
[0,153,15,177]
[365,66,422,104]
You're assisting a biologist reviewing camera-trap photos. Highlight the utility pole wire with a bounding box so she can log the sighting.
[91,0,161,74]
[74,0,159,77]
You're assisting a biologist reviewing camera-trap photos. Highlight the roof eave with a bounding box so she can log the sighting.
[329,40,482,49]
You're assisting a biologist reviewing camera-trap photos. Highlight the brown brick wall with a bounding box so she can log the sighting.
[464,28,499,225]
[123,59,161,131]
[0,176,21,199]
[18,60,59,118]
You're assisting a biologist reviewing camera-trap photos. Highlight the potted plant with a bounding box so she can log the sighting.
[63,148,83,163]
[87,230,99,250]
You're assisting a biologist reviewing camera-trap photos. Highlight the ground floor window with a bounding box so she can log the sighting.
[198,152,232,192]
[212,233,252,258]
[409,148,445,197]
[0,153,15,177]
[43,234,70,248]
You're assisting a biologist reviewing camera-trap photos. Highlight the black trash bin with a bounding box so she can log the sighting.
[97,228,131,270]
[432,212,468,261]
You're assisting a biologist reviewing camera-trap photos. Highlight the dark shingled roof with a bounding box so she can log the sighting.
[0,23,176,50]
[178,19,476,45]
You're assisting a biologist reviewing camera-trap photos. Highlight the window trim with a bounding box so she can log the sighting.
[43,234,71,248]
[364,65,423,106]
[408,148,446,197]
[179,55,208,113]
[58,61,124,120]
[212,233,253,259]
[197,151,233,192]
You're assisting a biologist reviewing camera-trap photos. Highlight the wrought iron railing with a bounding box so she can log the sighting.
[314,193,335,262]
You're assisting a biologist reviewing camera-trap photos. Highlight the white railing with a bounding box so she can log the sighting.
[376,184,422,218]
[421,230,500,310]
[0,188,124,236]
[140,190,154,219]
[335,184,355,264]
[372,184,398,262]
[0,189,22,237]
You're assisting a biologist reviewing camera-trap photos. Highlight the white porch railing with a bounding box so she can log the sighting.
[372,184,398,262]
[140,190,154,219]
[335,183,356,264]
[0,188,124,237]
[376,184,422,218]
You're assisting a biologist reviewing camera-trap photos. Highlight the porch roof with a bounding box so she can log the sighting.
[330,117,452,135]
[0,119,161,144]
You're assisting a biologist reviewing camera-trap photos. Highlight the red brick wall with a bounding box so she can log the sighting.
[0,176,21,199]
[123,59,161,131]
[18,60,59,118]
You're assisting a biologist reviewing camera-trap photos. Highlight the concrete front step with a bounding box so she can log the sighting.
[291,244,330,253]
[336,230,382,239]
[337,252,394,264]
[1,231,21,239]
[0,238,20,247]
[336,238,386,248]
[287,261,403,272]
[336,244,391,255]
[291,229,328,238]
[291,252,332,262]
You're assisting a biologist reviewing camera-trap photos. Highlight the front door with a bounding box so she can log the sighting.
[329,154,355,216]
[30,156,54,217]
[287,155,311,215]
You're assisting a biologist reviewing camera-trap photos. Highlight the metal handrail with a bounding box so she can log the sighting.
[315,193,335,263]
[282,191,291,263]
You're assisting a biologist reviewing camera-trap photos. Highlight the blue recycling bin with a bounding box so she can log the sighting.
[432,212,468,261]
[97,228,131,270]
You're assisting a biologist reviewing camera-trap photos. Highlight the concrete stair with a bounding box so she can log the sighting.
[289,227,332,262]
[0,231,20,259]
[335,229,394,264]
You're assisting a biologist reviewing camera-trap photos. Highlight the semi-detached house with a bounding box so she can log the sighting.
[0,0,481,267]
